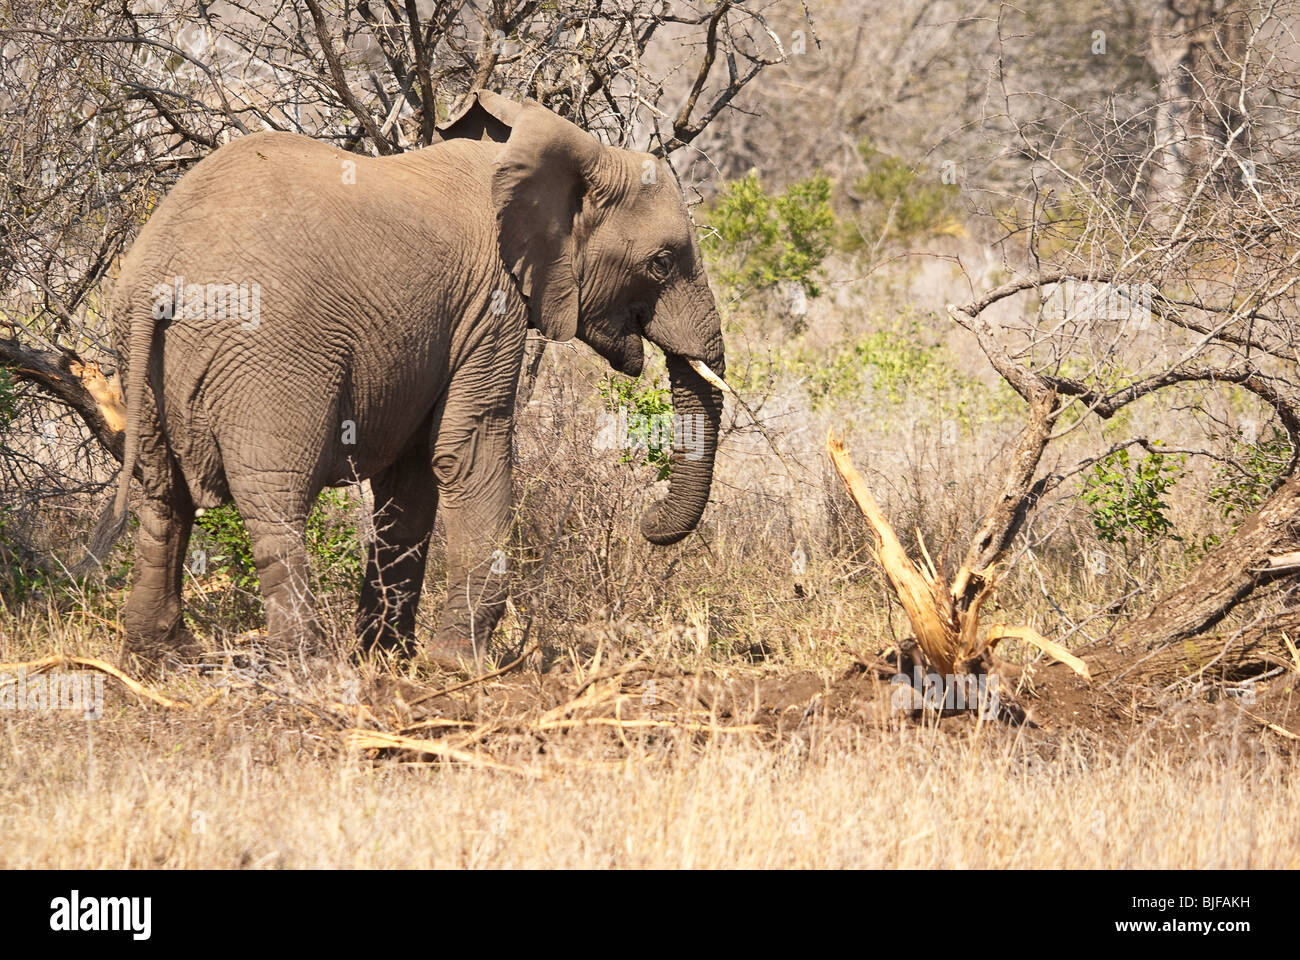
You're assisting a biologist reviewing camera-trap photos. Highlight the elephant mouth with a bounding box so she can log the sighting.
[580,305,646,376]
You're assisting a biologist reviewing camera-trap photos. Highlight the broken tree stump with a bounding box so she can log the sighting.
[827,400,1090,685]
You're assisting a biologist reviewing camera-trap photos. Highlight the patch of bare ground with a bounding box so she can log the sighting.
[3,624,1298,868]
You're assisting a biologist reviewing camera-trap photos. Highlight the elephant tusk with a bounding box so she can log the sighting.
[688,359,732,394]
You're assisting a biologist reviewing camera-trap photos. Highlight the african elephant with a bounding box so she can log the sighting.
[98,91,727,668]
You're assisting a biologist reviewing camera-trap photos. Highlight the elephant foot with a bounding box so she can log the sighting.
[419,633,482,673]
[355,620,416,660]
[121,622,204,676]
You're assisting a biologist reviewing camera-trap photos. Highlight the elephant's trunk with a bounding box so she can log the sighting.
[639,351,723,545]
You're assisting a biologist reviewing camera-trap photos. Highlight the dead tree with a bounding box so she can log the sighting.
[828,390,1091,686]
[943,269,1300,657]
[829,264,1300,688]
[812,2,1283,687]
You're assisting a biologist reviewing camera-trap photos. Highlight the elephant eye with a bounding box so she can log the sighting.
[647,250,674,281]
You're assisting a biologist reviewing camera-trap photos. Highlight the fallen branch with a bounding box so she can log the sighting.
[1234,706,1300,740]
[986,624,1092,680]
[342,729,541,777]
[0,653,190,709]
[399,717,477,732]
[407,640,541,708]
[538,717,762,734]
[1111,471,1300,651]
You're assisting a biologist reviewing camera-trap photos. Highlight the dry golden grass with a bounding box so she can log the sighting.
[2,700,1296,868]
[2,598,1297,870]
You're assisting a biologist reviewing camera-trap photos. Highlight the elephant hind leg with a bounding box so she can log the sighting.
[357,435,437,656]
[228,479,323,661]
[122,449,198,668]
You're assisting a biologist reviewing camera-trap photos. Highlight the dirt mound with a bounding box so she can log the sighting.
[9,635,1295,773]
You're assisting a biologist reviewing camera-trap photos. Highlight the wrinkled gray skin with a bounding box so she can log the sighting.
[104,93,725,667]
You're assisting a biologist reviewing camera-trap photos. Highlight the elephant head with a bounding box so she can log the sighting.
[444,92,727,545]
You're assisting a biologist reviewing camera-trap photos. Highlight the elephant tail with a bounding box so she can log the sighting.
[75,295,158,574]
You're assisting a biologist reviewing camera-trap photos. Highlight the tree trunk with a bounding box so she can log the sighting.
[1146,0,1249,222]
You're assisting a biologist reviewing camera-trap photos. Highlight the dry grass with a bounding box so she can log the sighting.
[2,701,1296,868]
[3,585,1298,869]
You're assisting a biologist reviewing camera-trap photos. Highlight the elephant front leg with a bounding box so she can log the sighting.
[357,438,437,655]
[426,415,514,669]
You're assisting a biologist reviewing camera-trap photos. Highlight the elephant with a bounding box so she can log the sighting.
[96,91,728,669]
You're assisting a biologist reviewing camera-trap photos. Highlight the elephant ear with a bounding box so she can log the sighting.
[436,90,526,143]
[492,103,603,343]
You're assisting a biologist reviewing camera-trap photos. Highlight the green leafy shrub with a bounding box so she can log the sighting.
[1208,426,1293,524]
[734,315,1017,428]
[846,141,962,247]
[702,171,836,302]
[191,488,364,599]
[1080,447,1185,546]
[598,375,675,480]
[192,502,258,591]
[306,488,366,590]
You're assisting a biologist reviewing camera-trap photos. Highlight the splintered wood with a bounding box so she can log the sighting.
[68,360,126,433]
[342,730,541,777]
[827,431,966,675]
[827,428,1090,682]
